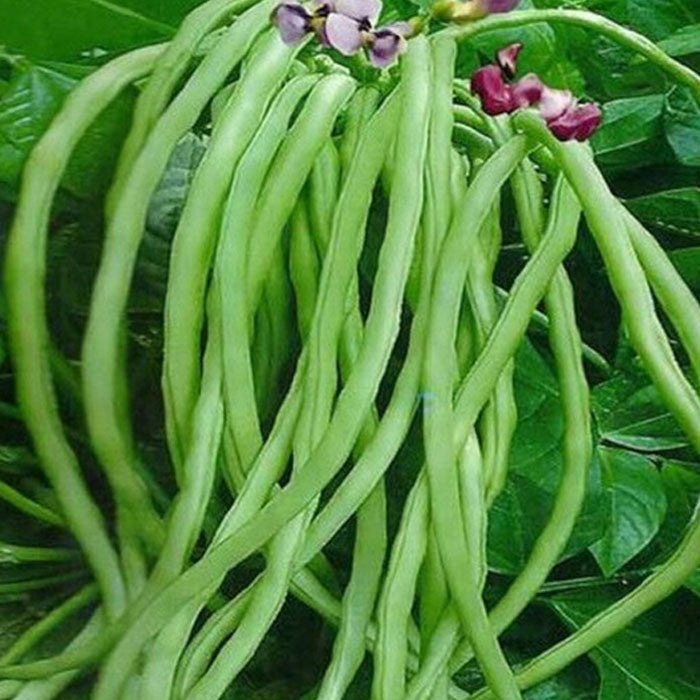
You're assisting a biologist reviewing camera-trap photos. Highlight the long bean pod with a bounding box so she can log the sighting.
[466,110,700,698]
[161,26,297,475]
[4,43,163,621]
[423,136,529,699]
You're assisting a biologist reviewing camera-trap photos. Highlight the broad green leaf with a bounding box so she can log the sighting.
[627,0,700,42]
[487,340,608,575]
[651,461,700,595]
[0,61,135,199]
[0,0,174,62]
[591,95,673,170]
[625,188,700,239]
[658,24,700,57]
[0,64,75,191]
[137,132,206,302]
[549,587,700,699]
[592,373,688,452]
[668,247,700,290]
[664,87,700,167]
[589,447,667,576]
[523,662,598,700]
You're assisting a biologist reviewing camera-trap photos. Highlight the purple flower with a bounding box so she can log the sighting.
[471,64,514,115]
[538,86,575,121]
[366,22,410,67]
[273,2,313,44]
[548,102,602,142]
[333,0,381,22]
[486,0,520,12]
[470,43,602,141]
[325,12,365,54]
[496,43,522,78]
[511,73,544,108]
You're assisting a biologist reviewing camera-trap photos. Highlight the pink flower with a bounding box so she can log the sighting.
[496,42,522,77]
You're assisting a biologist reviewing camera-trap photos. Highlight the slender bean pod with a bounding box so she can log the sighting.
[3,43,163,621]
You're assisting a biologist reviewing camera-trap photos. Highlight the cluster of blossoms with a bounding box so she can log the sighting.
[471,43,602,141]
[272,0,413,68]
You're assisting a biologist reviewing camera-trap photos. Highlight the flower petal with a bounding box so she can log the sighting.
[496,43,522,78]
[511,73,544,108]
[548,102,602,141]
[471,64,514,116]
[272,2,312,44]
[486,0,520,12]
[367,27,405,68]
[325,12,364,55]
[335,0,382,22]
[538,86,575,121]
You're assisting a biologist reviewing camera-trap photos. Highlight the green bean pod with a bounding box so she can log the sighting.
[3,43,163,621]
[372,474,429,700]
[423,137,529,700]
[85,39,429,700]
[161,25,297,476]
[407,174,589,700]
[108,0,260,206]
[469,110,700,698]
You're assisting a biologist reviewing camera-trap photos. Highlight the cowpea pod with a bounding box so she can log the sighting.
[161,25,297,477]
[108,0,261,207]
[407,174,588,700]
[417,43,455,686]
[139,73,319,699]
[80,3,278,577]
[422,137,529,700]
[313,118,387,700]
[466,109,700,700]
[3,42,164,621]
[185,76,360,700]
[76,38,430,700]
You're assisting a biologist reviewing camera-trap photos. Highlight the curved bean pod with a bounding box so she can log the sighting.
[3,43,163,621]
[161,25,297,475]
[467,110,700,699]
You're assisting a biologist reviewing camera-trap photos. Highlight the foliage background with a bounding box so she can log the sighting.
[0,0,699,697]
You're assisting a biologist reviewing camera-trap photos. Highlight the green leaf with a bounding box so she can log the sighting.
[625,188,700,239]
[134,132,206,304]
[668,247,700,291]
[0,60,134,199]
[591,95,673,170]
[487,340,608,575]
[658,24,700,57]
[651,461,700,593]
[589,447,667,576]
[0,63,76,192]
[592,373,688,452]
[549,587,700,699]
[664,87,700,167]
[627,0,700,42]
[0,0,174,62]
[523,663,598,700]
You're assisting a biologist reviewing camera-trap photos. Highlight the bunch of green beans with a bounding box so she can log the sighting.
[3,1,700,698]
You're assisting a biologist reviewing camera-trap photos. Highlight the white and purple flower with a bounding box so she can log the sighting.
[272,0,412,68]
[470,43,602,142]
